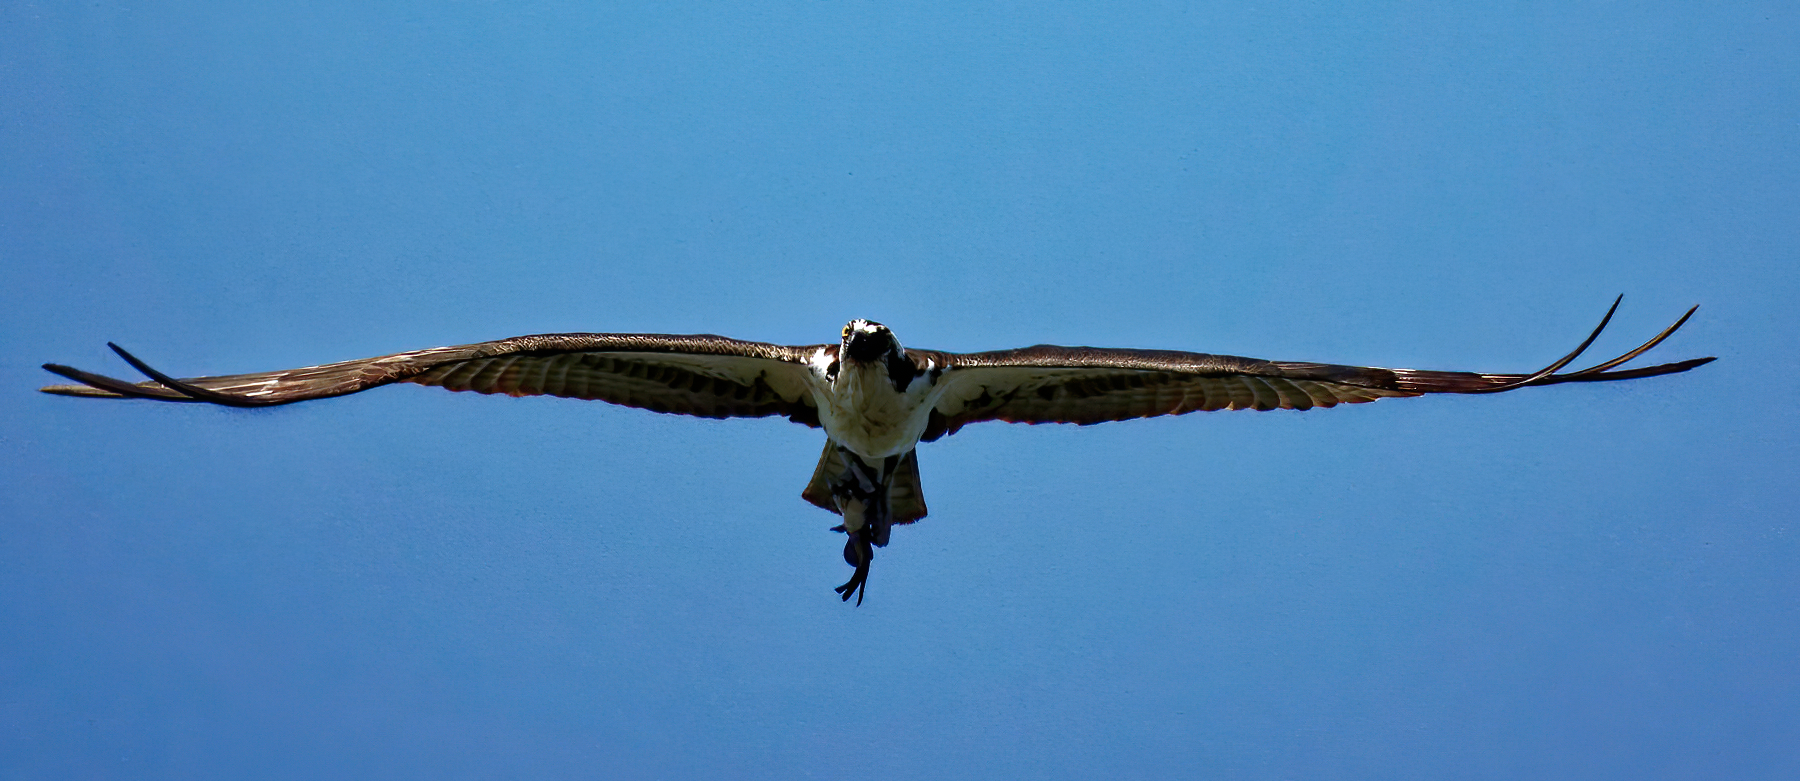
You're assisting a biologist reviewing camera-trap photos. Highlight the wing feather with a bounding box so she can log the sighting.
[41,299,1712,435]
[927,300,1712,431]
[41,333,831,425]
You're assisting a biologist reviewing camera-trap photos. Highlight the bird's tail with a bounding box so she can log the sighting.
[801,444,929,526]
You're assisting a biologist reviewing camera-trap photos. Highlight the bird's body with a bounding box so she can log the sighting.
[810,343,937,460]
[41,299,1713,603]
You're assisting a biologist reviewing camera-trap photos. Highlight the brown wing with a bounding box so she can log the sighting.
[923,298,1713,436]
[41,333,832,425]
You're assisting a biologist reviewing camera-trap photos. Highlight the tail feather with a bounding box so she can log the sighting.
[800,443,928,524]
[886,450,928,524]
[801,442,844,513]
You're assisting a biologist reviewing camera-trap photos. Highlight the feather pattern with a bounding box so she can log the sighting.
[41,334,829,424]
[40,298,1712,432]
[911,299,1711,431]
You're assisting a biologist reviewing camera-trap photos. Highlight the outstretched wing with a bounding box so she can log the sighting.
[920,298,1713,437]
[41,333,832,425]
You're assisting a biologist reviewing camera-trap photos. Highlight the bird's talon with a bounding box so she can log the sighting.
[834,568,868,604]
[834,530,874,605]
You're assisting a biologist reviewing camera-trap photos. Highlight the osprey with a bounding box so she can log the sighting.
[41,298,1712,604]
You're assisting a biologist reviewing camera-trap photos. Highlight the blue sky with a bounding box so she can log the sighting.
[3,2,1796,778]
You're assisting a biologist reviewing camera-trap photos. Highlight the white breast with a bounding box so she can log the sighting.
[808,352,943,460]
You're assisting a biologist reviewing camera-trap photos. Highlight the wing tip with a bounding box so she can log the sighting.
[38,355,195,402]
[39,362,133,399]
[38,382,128,399]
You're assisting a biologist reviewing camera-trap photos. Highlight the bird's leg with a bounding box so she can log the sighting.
[837,446,880,495]
[829,489,881,604]
[868,454,901,547]
[827,449,893,605]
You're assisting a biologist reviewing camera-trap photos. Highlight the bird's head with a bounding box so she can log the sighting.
[840,319,904,366]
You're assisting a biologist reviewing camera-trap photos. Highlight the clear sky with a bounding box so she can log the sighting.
[3,2,1796,778]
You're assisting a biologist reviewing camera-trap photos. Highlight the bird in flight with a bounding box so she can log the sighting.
[41,297,1711,604]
